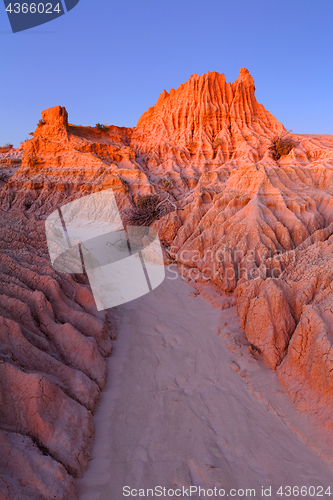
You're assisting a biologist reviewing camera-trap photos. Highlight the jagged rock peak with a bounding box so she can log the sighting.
[132,68,285,159]
[33,105,69,141]
[237,67,255,86]
[42,105,68,127]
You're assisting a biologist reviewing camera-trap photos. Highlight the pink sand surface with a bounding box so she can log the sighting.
[76,268,333,499]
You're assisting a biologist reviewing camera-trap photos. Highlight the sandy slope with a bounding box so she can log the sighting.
[76,268,333,500]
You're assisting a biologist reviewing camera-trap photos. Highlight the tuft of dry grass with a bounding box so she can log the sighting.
[213,137,223,149]
[122,194,167,226]
[96,123,109,132]
[270,133,296,160]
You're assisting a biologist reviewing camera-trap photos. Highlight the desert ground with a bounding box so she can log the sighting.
[76,269,333,500]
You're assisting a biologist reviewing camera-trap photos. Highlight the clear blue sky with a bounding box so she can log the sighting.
[0,0,332,147]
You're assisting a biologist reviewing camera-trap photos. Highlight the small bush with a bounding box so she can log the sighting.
[38,119,46,127]
[122,194,167,226]
[4,143,13,149]
[213,137,223,149]
[270,133,295,159]
[162,177,174,189]
[96,123,109,132]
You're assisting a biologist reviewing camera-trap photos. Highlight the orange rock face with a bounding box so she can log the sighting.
[0,210,114,498]
[132,68,285,163]
[245,224,333,428]
[1,69,333,496]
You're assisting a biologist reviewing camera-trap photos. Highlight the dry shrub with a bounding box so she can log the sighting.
[96,123,109,132]
[270,133,296,160]
[122,194,168,227]
[213,137,223,149]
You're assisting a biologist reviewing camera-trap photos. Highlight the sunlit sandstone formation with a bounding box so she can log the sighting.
[1,69,333,497]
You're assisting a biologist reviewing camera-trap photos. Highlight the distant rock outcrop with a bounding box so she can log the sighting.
[132,68,286,163]
[1,69,333,497]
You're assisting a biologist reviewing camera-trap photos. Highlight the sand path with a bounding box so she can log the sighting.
[77,269,333,499]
